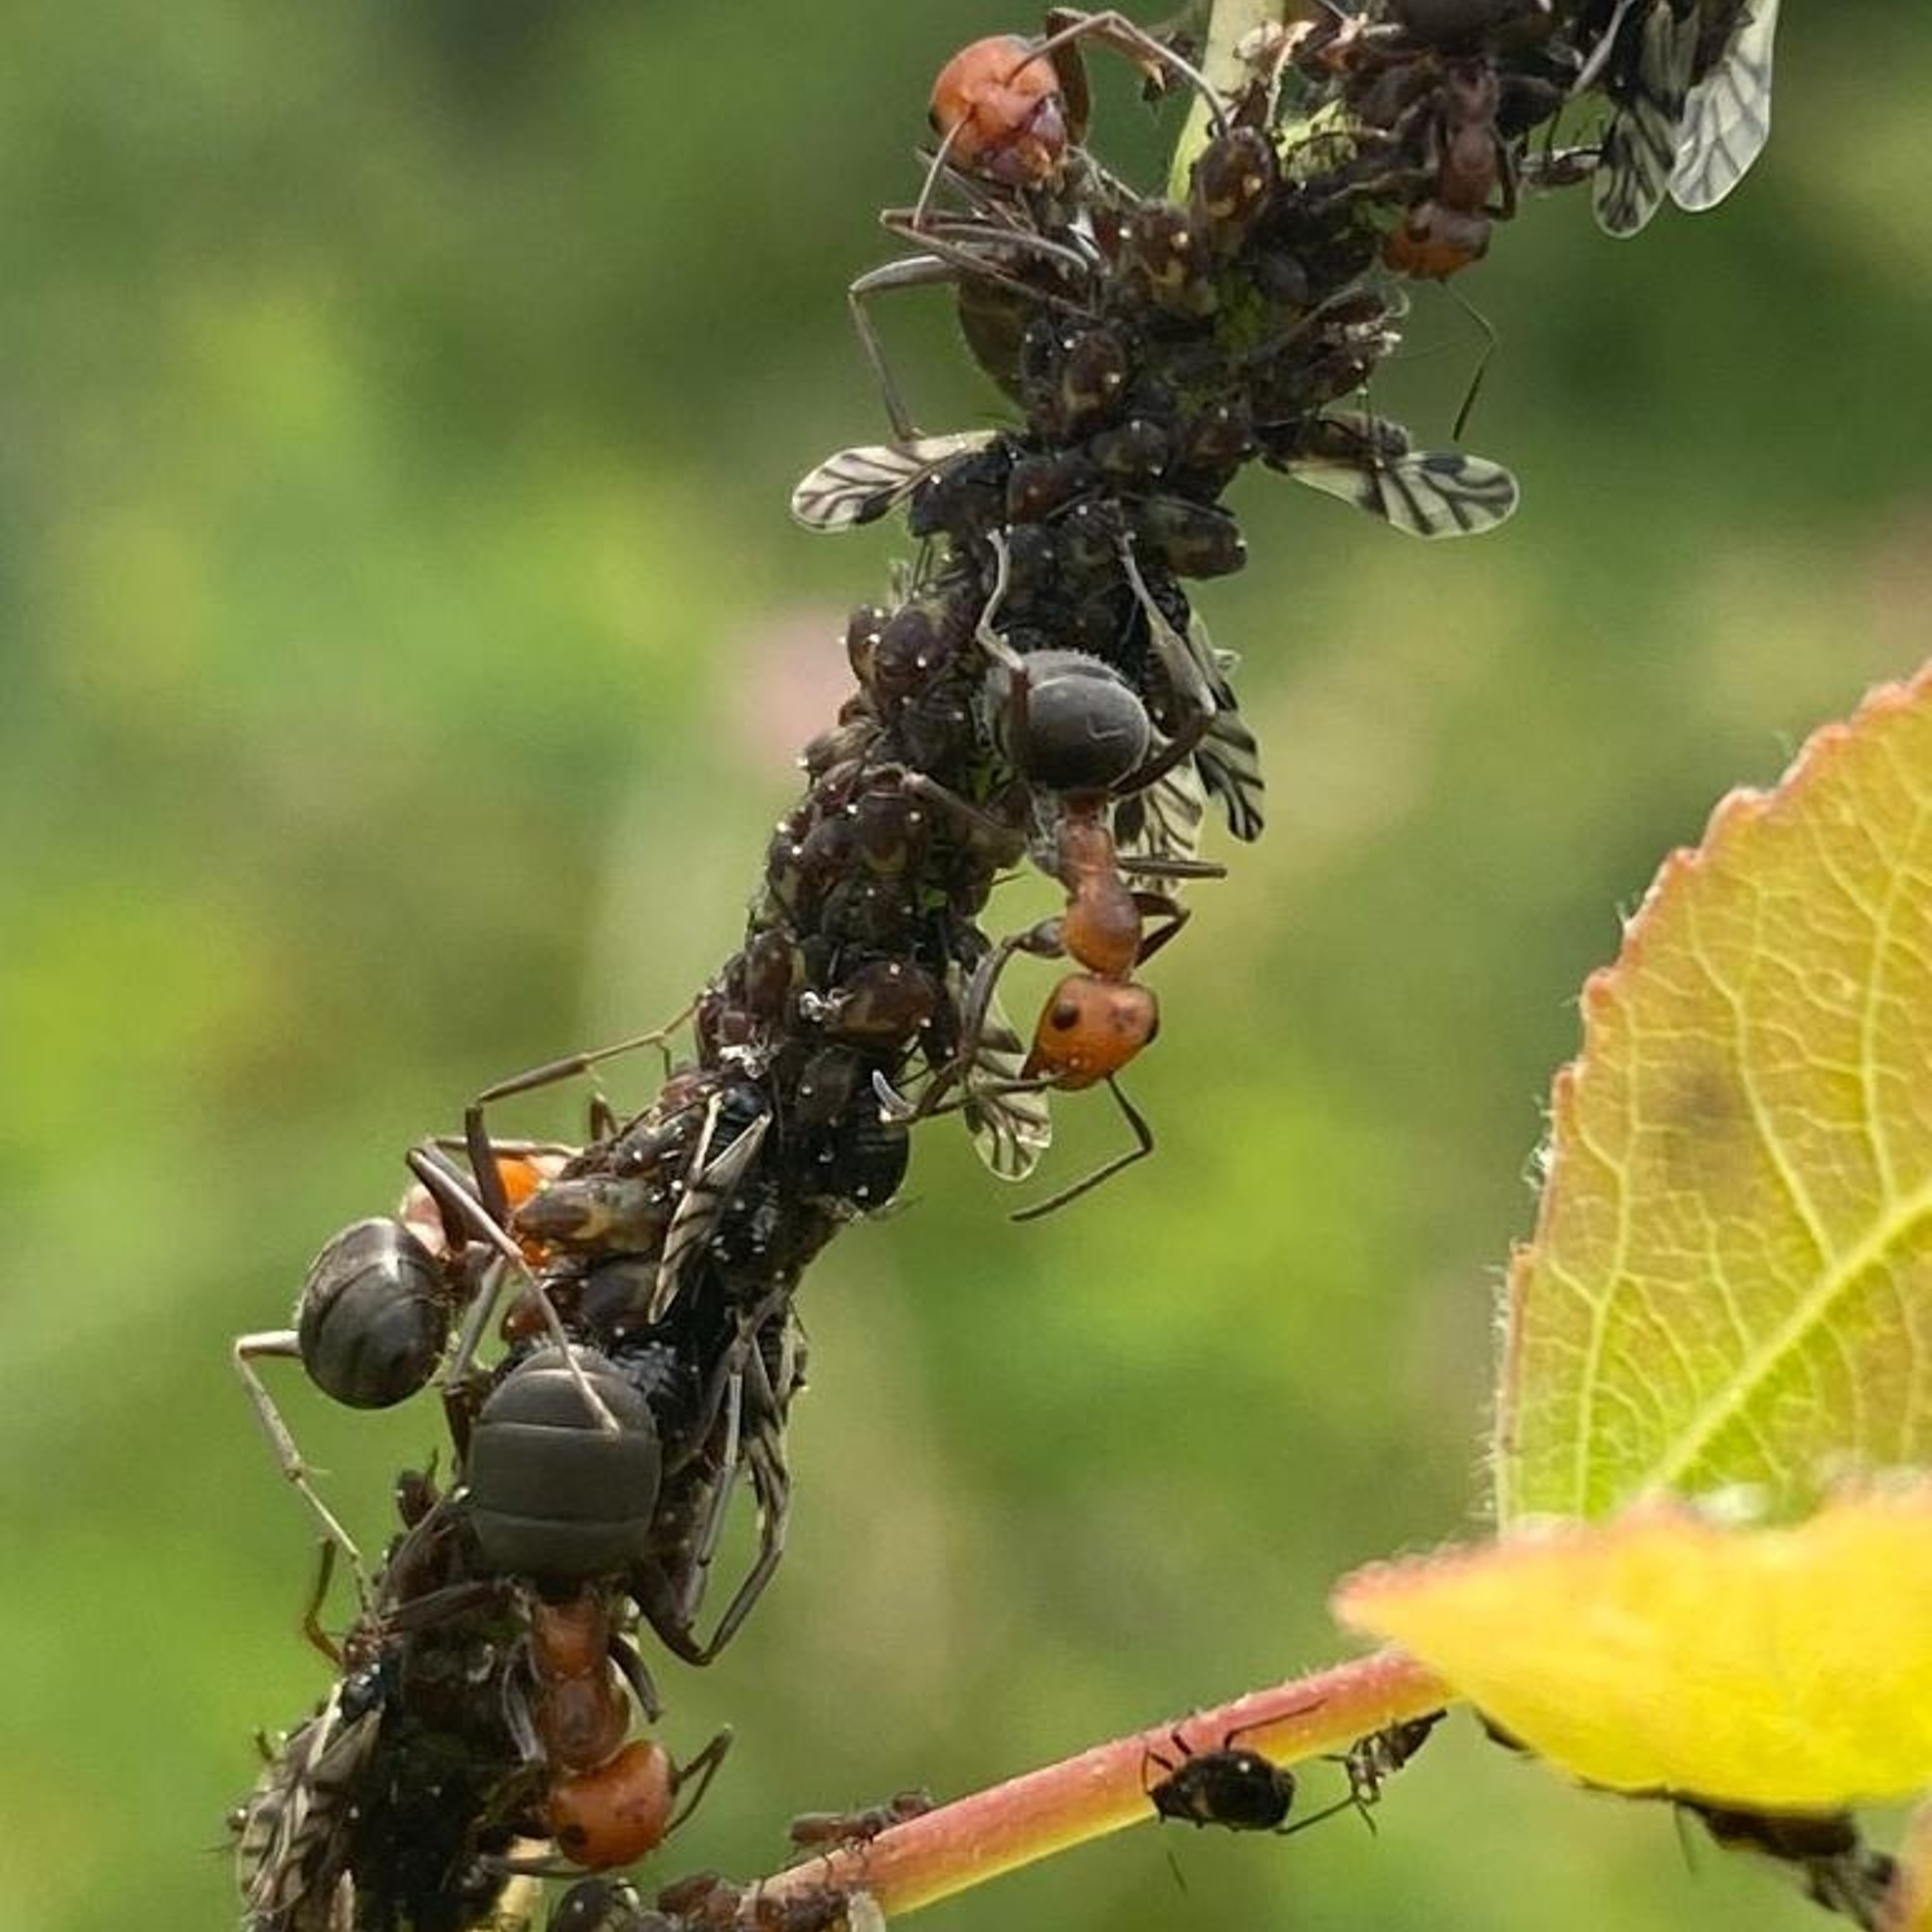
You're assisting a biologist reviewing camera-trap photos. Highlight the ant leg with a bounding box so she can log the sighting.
[1130,891,1190,965]
[462,1011,694,1225]
[608,1631,664,1727]
[847,255,955,441]
[1010,1075,1153,1221]
[232,1332,370,1598]
[1035,11,1229,132]
[405,1149,620,1436]
[668,1729,735,1833]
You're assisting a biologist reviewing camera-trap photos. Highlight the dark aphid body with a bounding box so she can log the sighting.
[1681,1801,1895,1932]
[1148,1740,1298,1832]
[787,1786,936,1852]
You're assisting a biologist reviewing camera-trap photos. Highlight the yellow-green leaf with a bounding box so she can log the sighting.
[1495,665,1932,1521]
[1333,1484,1932,1806]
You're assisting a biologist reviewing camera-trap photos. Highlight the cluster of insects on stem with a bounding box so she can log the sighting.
[222,5,1856,1929]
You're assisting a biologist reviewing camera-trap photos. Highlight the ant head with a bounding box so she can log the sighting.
[930,37,1071,188]
[1024,975,1159,1087]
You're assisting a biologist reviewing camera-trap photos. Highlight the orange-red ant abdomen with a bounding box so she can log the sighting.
[930,36,1067,187]
[545,1739,676,1871]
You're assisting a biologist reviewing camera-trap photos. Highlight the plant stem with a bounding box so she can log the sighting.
[745,1648,1452,1919]
[1170,0,1311,188]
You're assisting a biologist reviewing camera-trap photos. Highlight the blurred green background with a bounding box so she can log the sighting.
[2,4,1925,1929]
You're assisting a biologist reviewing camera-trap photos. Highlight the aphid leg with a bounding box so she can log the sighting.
[685,1325,794,1663]
[300,1541,346,1665]
[231,1329,371,1596]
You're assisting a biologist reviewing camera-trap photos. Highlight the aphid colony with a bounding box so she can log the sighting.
[230,7,1784,1930]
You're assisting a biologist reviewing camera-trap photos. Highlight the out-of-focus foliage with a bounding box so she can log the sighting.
[0,5,1926,1930]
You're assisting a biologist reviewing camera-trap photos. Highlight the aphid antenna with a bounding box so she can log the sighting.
[1444,282,1497,443]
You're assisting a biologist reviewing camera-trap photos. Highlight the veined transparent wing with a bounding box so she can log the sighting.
[649,1105,770,1322]
[1592,0,1700,237]
[1289,447,1520,539]
[790,432,997,532]
[1118,760,1208,883]
[236,1690,377,1930]
[1669,0,1778,212]
[964,986,1051,1182]
[1196,702,1265,840]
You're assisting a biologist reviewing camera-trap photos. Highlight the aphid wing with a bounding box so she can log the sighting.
[966,990,1052,1180]
[238,1697,378,1923]
[1668,0,1778,212]
[649,1111,770,1322]
[1118,760,1208,880]
[1196,705,1265,841]
[789,433,996,531]
[1592,1,1700,237]
[1287,450,1520,540]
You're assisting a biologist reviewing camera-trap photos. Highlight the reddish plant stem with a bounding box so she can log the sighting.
[746,1648,1451,1919]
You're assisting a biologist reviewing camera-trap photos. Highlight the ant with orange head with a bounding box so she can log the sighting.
[883,533,1225,1215]
[1382,60,1511,280]
[508,1585,731,1877]
[844,12,1228,447]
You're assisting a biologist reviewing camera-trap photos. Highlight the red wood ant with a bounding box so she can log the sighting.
[513,1587,731,1874]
